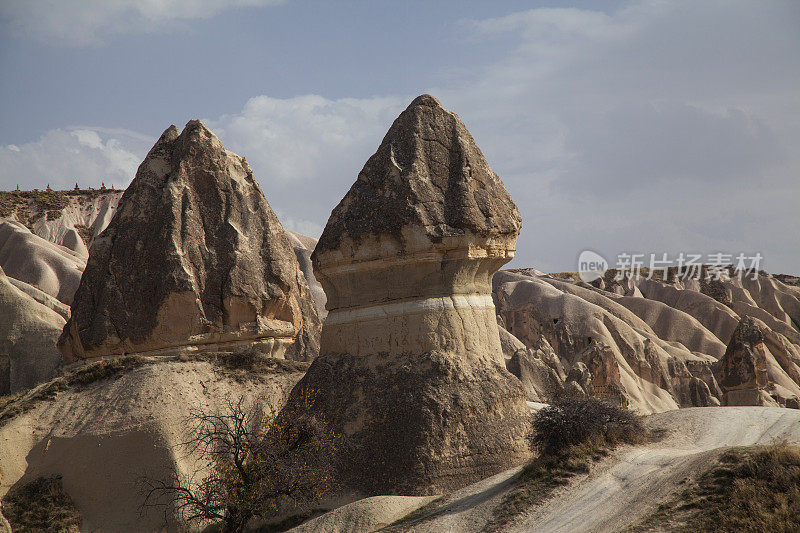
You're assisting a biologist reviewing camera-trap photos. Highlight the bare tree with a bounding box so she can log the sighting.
[142,391,335,532]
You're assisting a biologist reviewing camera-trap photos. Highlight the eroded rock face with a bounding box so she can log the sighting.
[282,95,531,496]
[500,325,565,402]
[285,231,327,319]
[0,220,85,305]
[714,316,800,406]
[0,266,64,394]
[493,266,800,412]
[58,121,320,361]
[31,191,123,252]
[314,93,521,260]
[493,270,718,413]
[715,317,768,393]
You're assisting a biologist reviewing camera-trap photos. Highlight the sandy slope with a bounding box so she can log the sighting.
[514,407,800,533]
[0,358,305,532]
[290,495,437,533]
[298,407,800,533]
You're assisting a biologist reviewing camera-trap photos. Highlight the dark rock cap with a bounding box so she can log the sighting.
[314,94,522,257]
[59,120,320,360]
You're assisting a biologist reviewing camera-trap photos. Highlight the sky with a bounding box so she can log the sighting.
[1,0,798,273]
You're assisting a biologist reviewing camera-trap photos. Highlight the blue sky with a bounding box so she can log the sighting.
[1,0,798,273]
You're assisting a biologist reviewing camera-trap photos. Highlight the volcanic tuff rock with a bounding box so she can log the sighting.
[492,267,800,412]
[0,266,64,394]
[282,95,531,496]
[58,121,320,361]
[0,220,85,305]
[714,315,800,406]
[313,93,521,258]
[0,356,307,532]
[285,230,327,319]
[31,191,122,252]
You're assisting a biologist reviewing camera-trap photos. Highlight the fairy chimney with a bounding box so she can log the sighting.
[280,95,532,496]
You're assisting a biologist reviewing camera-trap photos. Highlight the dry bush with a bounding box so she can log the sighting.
[0,191,26,218]
[484,398,644,532]
[532,396,645,456]
[29,190,69,218]
[142,392,336,533]
[1,475,81,532]
[208,350,310,379]
[73,224,93,246]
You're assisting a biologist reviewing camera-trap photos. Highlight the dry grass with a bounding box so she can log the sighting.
[0,189,69,224]
[25,189,70,222]
[2,475,82,532]
[0,355,149,425]
[633,442,800,532]
[73,223,93,246]
[548,271,580,281]
[0,351,310,426]
[0,191,27,218]
[482,440,611,533]
[206,350,310,379]
[1,188,120,227]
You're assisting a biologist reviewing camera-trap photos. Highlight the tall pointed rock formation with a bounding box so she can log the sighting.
[58,121,320,361]
[281,95,532,496]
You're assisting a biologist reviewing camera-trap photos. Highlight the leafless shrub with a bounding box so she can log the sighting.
[532,396,644,455]
[142,392,335,533]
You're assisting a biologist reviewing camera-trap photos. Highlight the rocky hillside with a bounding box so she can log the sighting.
[0,189,117,394]
[0,353,308,532]
[495,267,800,414]
[0,96,797,532]
[0,188,122,254]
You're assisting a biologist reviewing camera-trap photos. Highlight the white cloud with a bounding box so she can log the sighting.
[437,0,800,273]
[0,127,153,190]
[207,94,407,234]
[2,1,798,272]
[209,94,406,184]
[0,0,284,46]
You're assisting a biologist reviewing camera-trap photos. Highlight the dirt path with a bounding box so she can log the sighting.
[293,407,800,533]
[512,407,800,533]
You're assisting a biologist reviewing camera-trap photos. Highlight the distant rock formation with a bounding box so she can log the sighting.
[281,95,532,496]
[58,121,321,361]
[31,191,122,252]
[494,271,727,412]
[493,267,800,412]
[714,315,800,406]
[0,266,64,394]
[0,188,122,254]
[501,326,565,402]
[0,220,86,305]
[285,230,327,319]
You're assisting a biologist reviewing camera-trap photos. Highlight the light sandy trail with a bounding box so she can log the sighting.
[513,406,800,533]
[291,407,800,533]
